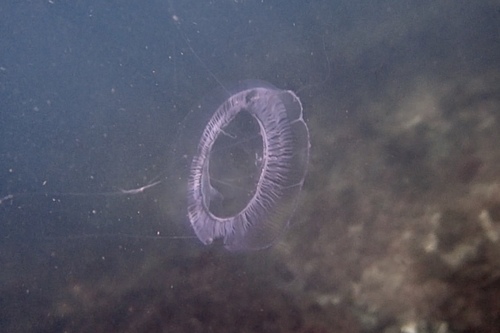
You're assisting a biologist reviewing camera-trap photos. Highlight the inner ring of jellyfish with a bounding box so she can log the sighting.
[206,109,263,219]
[180,80,309,251]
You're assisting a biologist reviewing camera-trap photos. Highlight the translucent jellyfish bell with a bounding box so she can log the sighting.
[172,80,310,251]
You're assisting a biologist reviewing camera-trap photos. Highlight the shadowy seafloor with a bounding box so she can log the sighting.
[1,1,500,332]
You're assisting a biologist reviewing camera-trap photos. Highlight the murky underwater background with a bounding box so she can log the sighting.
[1,0,500,332]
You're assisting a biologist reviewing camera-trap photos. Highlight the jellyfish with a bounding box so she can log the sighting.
[173,80,310,251]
